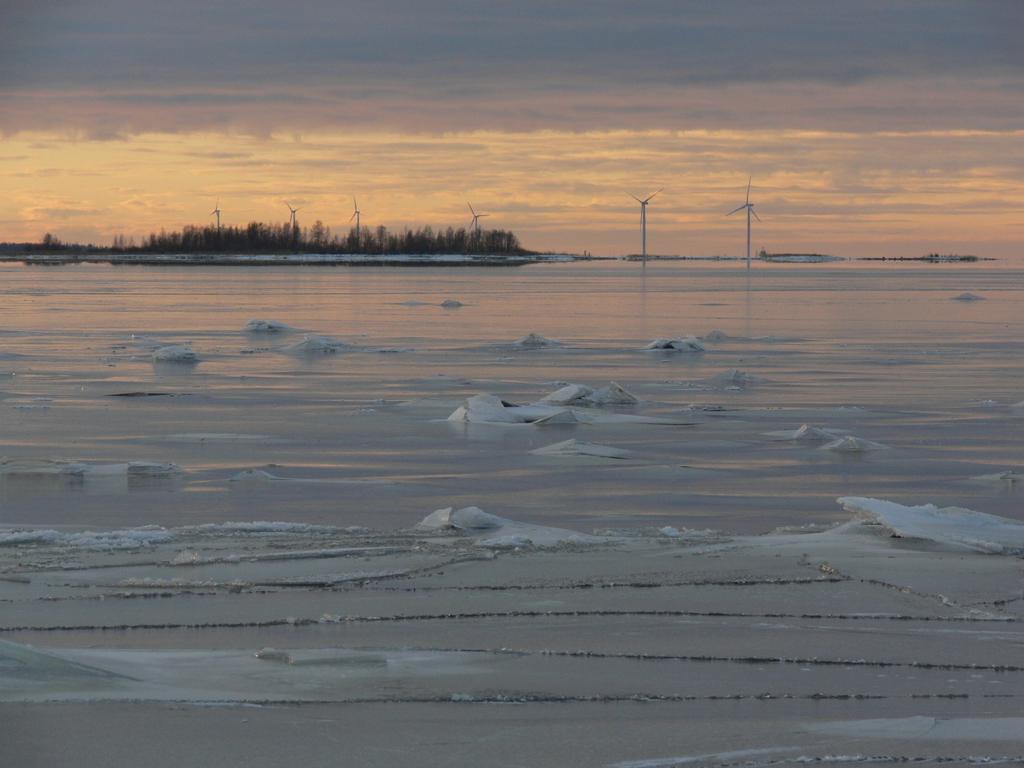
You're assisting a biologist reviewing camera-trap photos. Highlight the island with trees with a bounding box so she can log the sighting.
[0,220,559,266]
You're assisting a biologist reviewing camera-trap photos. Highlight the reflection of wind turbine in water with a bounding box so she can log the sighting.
[726,177,761,267]
[285,202,301,228]
[350,197,361,242]
[467,203,489,236]
[629,189,661,265]
[210,200,222,230]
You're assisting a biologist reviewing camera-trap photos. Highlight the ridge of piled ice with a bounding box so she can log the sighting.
[537,381,638,407]
[181,521,345,535]
[706,369,763,390]
[0,459,182,480]
[511,333,560,348]
[0,525,173,549]
[765,424,846,442]
[440,299,464,308]
[644,337,705,352]
[952,292,984,301]
[821,436,889,453]
[152,345,198,363]
[839,496,1024,554]
[281,335,351,355]
[702,329,732,342]
[244,319,292,333]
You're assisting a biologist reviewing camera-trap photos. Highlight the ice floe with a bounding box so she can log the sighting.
[839,496,1024,554]
[447,393,687,426]
[511,333,560,348]
[280,334,352,355]
[416,506,600,548]
[152,345,198,363]
[440,299,464,308]
[952,292,985,301]
[244,319,293,333]
[531,439,633,459]
[821,435,889,453]
[644,337,705,352]
[969,470,1023,487]
[447,394,577,425]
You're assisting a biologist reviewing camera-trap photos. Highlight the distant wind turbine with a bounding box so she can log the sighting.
[629,189,661,265]
[210,200,222,230]
[467,202,489,236]
[350,197,361,242]
[726,177,761,267]
[285,202,301,228]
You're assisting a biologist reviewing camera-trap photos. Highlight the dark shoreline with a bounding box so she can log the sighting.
[0,253,572,267]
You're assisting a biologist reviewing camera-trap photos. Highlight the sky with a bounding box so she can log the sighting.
[1,0,1022,257]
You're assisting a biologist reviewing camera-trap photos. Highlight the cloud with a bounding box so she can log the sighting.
[0,2,1021,135]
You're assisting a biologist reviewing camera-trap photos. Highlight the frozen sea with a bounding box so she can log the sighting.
[1,259,1021,535]
[4,258,1024,767]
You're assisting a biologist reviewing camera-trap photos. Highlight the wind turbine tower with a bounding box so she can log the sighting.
[350,197,361,242]
[726,178,761,267]
[630,189,661,265]
[467,203,489,237]
[210,200,222,230]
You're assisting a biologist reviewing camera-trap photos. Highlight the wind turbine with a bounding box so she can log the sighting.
[210,200,222,230]
[467,202,488,236]
[285,202,301,228]
[629,189,661,265]
[726,177,761,267]
[350,197,361,242]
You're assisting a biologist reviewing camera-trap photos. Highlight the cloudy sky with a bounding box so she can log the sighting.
[2,1,1022,256]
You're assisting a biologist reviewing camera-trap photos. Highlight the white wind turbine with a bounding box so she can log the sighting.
[726,177,761,267]
[285,202,301,228]
[350,197,361,242]
[210,200,222,230]
[467,202,488,236]
[629,189,661,264]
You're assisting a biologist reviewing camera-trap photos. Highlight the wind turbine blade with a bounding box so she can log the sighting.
[752,209,762,222]
[629,194,643,203]
[726,204,746,216]
[746,177,751,204]
[349,212,357,222]
[478,214,489,218]
[353,197,358,211]
[467,203,476,216]
[644,188,663,203]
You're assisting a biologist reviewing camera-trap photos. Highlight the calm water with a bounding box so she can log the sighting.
[1,260,1021,534]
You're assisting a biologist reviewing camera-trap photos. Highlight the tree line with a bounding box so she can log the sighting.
[104,220,529,256]
[4,221,528,257]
